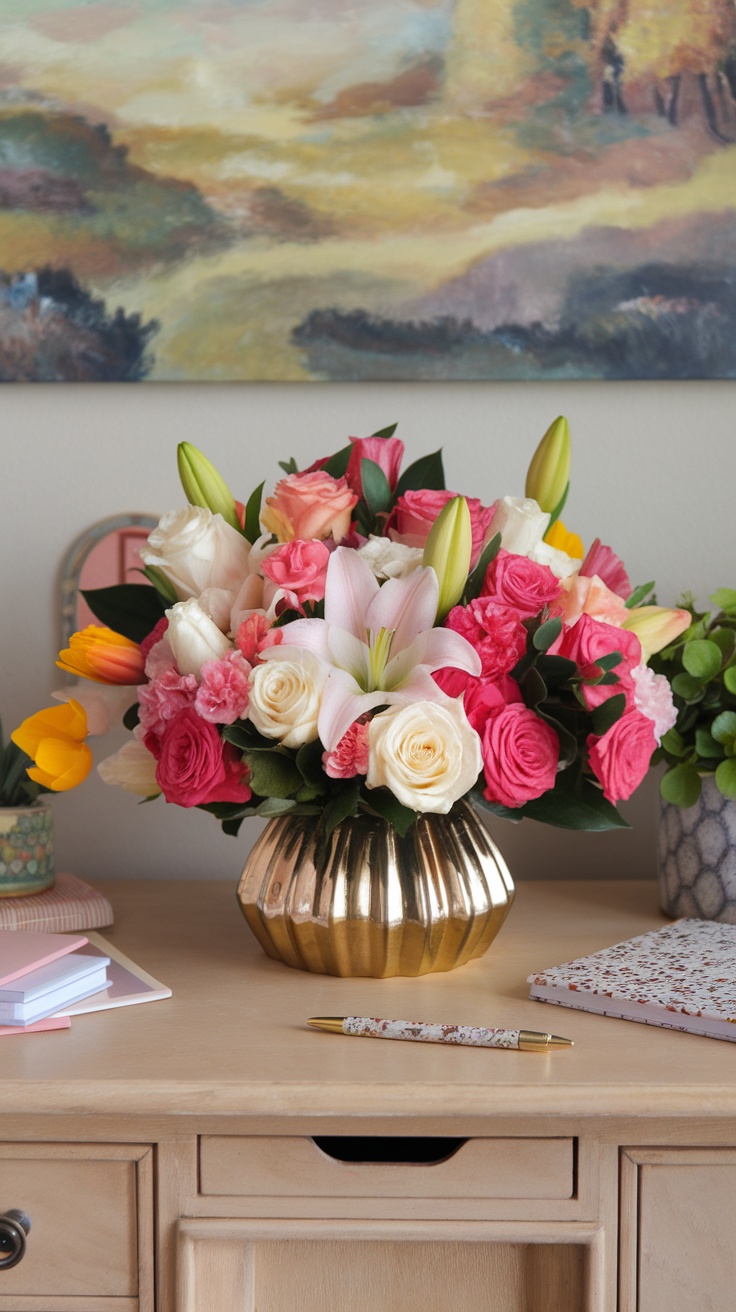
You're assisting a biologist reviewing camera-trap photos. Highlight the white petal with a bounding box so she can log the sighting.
[366,566,438,653]
[277,618,331,661]
[327,627,370,687]
[318,679,388,752]
[385,628,481,689]
[324,547,379,638]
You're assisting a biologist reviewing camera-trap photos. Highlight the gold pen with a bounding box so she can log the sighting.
[308,1016,573,1052]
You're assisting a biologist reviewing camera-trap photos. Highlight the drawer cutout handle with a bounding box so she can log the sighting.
[312,1136,467,1165]
[0,1210,30,1270]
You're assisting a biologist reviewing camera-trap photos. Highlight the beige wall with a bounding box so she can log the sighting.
[2,379,732,881]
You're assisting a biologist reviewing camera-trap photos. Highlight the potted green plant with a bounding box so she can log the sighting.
[649,590,736,921]
[0,721,54,897]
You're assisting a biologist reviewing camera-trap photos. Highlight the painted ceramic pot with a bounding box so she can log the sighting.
[237,800,515,977]
[658,776,736,923]
[0,804,55,897]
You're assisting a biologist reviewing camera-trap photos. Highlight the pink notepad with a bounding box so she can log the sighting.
[0,929,88,987]
[0,1016,71,1037]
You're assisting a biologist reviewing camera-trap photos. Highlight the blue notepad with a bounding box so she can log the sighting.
[0,952,110,1026]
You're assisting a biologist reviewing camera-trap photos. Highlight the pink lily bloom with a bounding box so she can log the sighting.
[262,547,481,752]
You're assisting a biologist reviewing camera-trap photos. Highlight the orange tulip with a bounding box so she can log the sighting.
[56,626,146,684]
[11,700,93,792]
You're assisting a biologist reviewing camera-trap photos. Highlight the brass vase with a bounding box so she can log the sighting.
[236,800,514,977]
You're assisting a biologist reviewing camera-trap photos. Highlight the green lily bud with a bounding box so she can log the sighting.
[423,496,472,621]
[177,442,240,531]
[525,416,571,520]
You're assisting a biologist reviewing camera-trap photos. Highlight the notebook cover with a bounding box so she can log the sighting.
[0,929,88,987]
[55,932,172,1016]
[0,1016,71,1036]
[528,919,736,1043]
[0,872,113,933]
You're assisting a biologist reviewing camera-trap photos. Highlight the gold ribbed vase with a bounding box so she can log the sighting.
[236,801,515,977]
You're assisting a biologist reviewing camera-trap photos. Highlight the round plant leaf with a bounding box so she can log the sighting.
[660,764,702,808]
[681,639,722,682]
[715,759,736,799]
[711,710,736,746]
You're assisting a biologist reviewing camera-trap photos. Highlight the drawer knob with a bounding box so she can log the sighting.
[0,1210,31,1270]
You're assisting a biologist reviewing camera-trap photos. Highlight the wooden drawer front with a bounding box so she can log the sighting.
[199,1136,574,1201]
[0,1144,153,1310]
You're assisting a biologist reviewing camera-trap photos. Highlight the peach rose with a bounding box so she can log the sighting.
[261,471,358,544]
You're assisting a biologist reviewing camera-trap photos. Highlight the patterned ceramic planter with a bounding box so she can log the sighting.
[0,804,54,897]
[658,776,736,923]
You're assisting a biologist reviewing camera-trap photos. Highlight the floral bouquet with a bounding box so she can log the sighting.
[13,420,690,845]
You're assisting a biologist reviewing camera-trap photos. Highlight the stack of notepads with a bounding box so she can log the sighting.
[0,928,171,1036]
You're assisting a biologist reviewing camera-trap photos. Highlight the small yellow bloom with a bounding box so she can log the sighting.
[260,502,295,543]
[525,416,571,517]
[622,606,691,660]
[544,519,584,560]
[12,701,93,792]
[56,626,145,685]
[423,496,472,621]
[177,442,240,531]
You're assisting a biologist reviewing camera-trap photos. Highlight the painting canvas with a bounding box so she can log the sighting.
[1,0,735,383]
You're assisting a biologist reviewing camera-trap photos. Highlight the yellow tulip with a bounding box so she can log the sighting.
[622,606,691,660]
[56,626,145,685]
[423,496,472,621]
[544,519,584,560]
[525,416,571,518]
[12,701,93,792]
[177,442,240,531]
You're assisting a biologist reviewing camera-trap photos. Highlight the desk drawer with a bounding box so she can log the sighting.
[0,1143,153,1310]
[199,1135,574,1201]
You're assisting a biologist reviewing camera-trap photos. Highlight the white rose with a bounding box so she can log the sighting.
[98,739,160,798]
[487,496,550,557]
[141,506,252,604]
[529,539,582,580]
[357,535,424,581]
[165,598,233,677]
[366,699,482,814]
[248,649,327,747]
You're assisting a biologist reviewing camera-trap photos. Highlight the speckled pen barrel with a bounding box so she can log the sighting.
[307,1017,573,1051]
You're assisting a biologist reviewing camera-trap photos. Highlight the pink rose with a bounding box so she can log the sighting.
[480,703,559,808]
[260,539,330,612]
[579,538,631,599]
[462,676,523,737]
[587,710,656,804]
[138,665,198,740]
[481,548,562,618]
[155,708,251,807]
[323,717,371,779]
[346,435,404,497]
[235,613,283,665]
[444,597,527,682]
[388,488,493,567]
[550,614,642,710]
[262,471,358,544]
[195,651,252,725]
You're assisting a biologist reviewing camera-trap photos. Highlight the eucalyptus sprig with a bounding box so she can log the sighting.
[649,590,736,806]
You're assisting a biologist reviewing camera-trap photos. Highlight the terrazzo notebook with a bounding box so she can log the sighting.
[528,919,736,1043]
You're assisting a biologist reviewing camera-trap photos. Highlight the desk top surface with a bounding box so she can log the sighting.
[1,878,734,1120]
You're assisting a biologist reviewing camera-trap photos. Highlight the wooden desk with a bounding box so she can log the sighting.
[0,878,734,1312]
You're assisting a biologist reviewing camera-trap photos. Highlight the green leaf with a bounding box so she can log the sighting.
[223,722,278,752]
[222,817,246,837]
[695,728,724,759]
[242,750,303,798]
[710,588,736,613]
[371,423,398,437]
[671,672,706,700]
[591,692,626,736]
[625,581,656,610]
[660,764,702,807]
[711,711,736,745]
[81,584,167,645]
[716,758,736,799]
[323,445,352,479]
[536,711,578,769]
[532,617,562,652]
[394,449,445,498]
[661,728,686,758]
[463,533,501,604]
[122,703,140,731]
[295,783,325,803]
[518,666,547,707]
[682,639,722,681]
[546,480,569,528]
[278,457,299,475]
[535,654,577,688]
[523,773,630,830]
[710,627,735,659]
[139,566,178,604]
[597,672,621,686]
[296,740,327,788]
[322,782,361,838]
[243,480,265,544]
[360,458,392,514]
[361,787,417,836]
[724,667,736,695]
[257,797,298,817]
[595,651,623,672]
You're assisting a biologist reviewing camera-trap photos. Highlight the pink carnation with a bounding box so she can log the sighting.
[480,703,559,808]
[587,710,656,804]
[550,614,642,710]
[138,665,198,740]
[631,664,677,745]
[323,718,371,779]
[444,598,527,682]
[195,651,252,725]
[260,538,330,612]
[155,708,252,808]
[235,613,283,665]
[481,549,562,618]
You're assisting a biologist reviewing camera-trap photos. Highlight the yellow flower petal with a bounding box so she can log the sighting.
[33,738,93,791]
[12,700,88,756]
[544,519,584,559]
[57,627,144,684]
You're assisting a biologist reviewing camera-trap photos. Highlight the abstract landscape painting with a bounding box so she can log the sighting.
[1,0,735,382]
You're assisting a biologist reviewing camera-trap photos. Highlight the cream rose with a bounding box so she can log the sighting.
[248,649,327,747]
[357,535,424,581]
[487,496,550,558]
[166,599,233,677]
[141,506,252,603]
[366,699,482,814]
